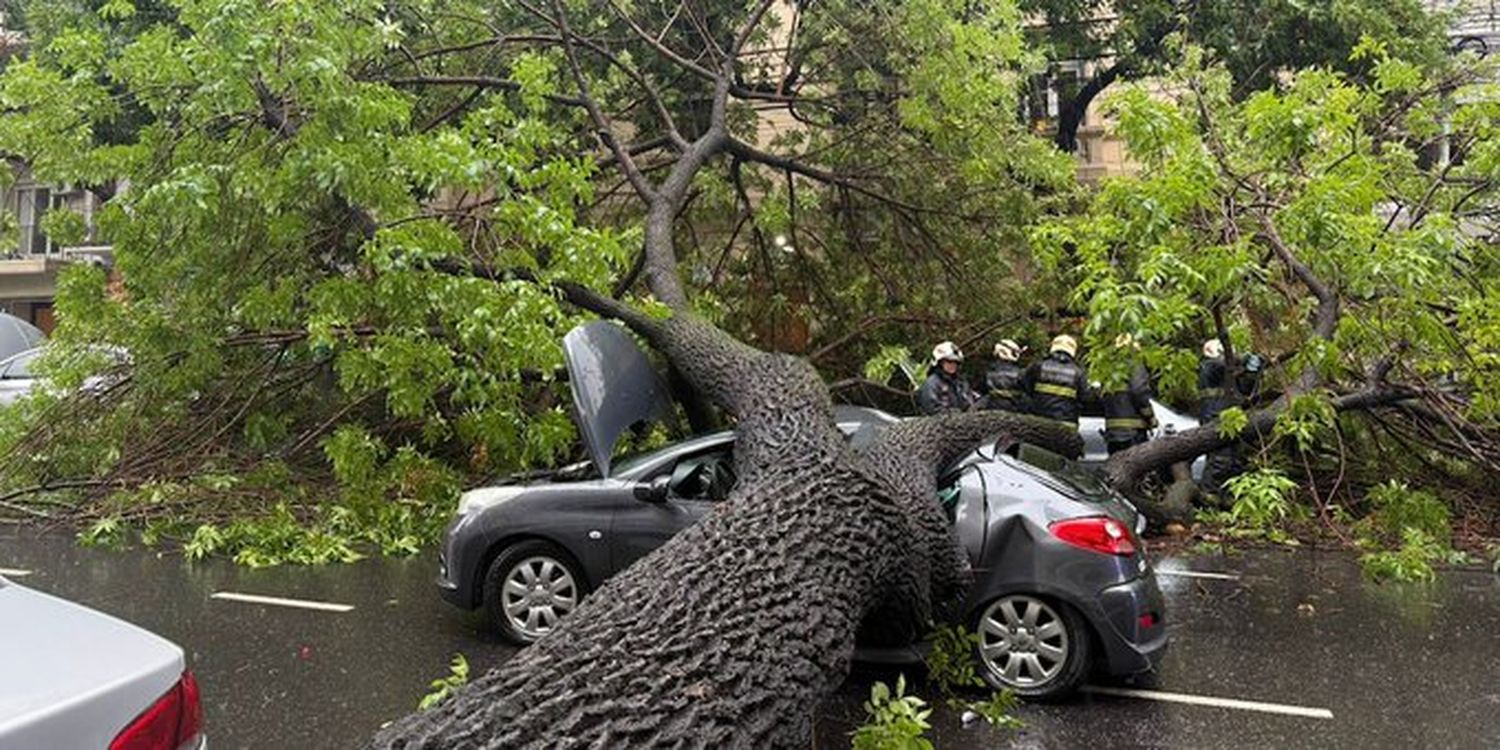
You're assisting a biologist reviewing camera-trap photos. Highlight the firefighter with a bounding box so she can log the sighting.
[1101,334,1157,455]
[983,339,1028,412]
[917,341,979,415]
[1023,334,1089,424]
[1198,338,1239,492]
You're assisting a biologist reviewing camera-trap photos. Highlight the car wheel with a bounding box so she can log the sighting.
[973,593,1091,699]
[483,540,586,646]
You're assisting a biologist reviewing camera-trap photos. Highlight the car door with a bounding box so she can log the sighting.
[608,444,734,573]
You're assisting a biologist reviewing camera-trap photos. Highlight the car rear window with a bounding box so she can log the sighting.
[1007,443,1110,496]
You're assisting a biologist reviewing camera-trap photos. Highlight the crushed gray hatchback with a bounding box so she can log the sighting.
[437,322,1167,698]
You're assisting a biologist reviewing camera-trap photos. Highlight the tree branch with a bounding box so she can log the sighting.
[384,76,587,107]
[425,257,663,342]
[1103,386,1412,489]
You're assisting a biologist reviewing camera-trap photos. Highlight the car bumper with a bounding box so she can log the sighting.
[435,514,481,610]
[1089,570,1169,676]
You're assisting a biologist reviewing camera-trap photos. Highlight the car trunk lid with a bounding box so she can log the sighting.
[0,580,184,748]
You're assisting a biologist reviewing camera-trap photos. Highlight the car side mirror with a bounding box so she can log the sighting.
[633,475,671,503]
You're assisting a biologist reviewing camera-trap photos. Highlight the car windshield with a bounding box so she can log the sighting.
[1,349,38,378]
[609,449,660,477]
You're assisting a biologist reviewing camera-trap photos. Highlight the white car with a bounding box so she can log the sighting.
[0,346,128,407]
[1078,398,1206,479]
[0,575,205,749]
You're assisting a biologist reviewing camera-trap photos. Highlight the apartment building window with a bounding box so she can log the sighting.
[12,185,94,257]
[15,185,49,256]
[1024,64,1084,127]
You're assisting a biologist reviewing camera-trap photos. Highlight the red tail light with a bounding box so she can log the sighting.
[177,671,203,747]
[110,670,203,750]
[1049,516,1138,557]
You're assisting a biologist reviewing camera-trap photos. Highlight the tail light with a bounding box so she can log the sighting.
[110,670,203,750]
[1049,516,1138,557]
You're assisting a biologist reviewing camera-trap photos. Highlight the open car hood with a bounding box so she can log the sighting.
[562,321,676,477]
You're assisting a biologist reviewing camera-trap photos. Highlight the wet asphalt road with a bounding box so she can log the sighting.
[3,529,1498,749]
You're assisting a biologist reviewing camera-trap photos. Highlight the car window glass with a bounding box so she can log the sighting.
[1,350,38,379]
[1009,443,1109,495]
[666,447,736,501]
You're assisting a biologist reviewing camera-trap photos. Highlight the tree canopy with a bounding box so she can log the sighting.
[0,0,1494,563]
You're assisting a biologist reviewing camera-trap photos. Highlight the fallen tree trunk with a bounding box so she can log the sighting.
[370,317,1080,748]
[1103,386,1413,493]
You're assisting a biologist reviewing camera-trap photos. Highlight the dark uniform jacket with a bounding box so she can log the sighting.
[983,361,1028,412]
[917,369,979,415]
[1198,357,1234,422]
[1022,352,1089,423]
[1102,364,1157,442]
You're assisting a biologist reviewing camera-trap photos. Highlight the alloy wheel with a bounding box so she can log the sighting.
[977,594,1070,688]
[500,556,578,640]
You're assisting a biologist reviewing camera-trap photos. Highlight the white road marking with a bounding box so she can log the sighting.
[1154,569,1241,581]
[0,567,32,577]
[211,591,354,613]
[1083,686,1334,719]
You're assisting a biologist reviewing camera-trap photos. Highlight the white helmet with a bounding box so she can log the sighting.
[1050,334,1078,358]
[932,341,964,365]
[993,339,1023,362]
[1202,338,1224,359]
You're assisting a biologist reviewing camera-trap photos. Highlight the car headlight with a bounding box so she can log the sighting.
[456,486,528,515]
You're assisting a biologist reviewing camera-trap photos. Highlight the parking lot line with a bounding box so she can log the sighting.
[0,567,32,577]
[211,591,354,613]
[1082,686,1334,719]
[1154,569,1241,581]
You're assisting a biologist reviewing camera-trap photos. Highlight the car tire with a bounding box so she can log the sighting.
[972,593,1091,700]
[483,540,587,646]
